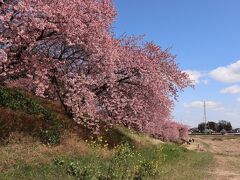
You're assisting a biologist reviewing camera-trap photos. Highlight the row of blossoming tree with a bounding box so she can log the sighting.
[0,0,192,141]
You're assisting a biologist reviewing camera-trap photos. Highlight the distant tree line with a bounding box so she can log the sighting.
[198,120,232,132]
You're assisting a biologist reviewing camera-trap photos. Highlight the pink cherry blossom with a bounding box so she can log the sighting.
[0,0,191,141]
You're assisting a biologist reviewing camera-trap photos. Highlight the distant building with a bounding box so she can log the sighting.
[203,129,214,134]
[228,129,238,133]
[220,129,227,135]
[234,128,240,133]
[188,128,200,134]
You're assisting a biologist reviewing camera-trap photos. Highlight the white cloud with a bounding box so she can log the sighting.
[184,101,219,109]
[236,97,240,102]
[220,85,240,94]
[183,70,205,85]
[183,100,239,119]
[202,79,209,85]
[209,60,240,83]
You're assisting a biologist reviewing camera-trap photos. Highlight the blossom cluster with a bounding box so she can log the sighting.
[0,0,191,141]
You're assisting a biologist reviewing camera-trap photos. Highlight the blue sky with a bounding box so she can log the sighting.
[113,0,240,128]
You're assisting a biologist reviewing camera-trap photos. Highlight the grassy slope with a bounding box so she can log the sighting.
[0,87,213,179]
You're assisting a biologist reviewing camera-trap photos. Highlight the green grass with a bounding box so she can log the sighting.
[0,87,214,179]
[0,142,213,180]
[0,86,65,145]
[160,144,213,179]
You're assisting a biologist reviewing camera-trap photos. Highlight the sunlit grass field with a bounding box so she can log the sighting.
[0,133,213,180]
[0,87,213,179]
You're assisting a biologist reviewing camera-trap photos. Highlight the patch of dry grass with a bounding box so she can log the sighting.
[0,133,84,172]
[189,135,240,179]
[116,126,163,148]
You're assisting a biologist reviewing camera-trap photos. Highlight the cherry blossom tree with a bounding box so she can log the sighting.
[0,0,116,112]
[0,0,191,140]
[0,49,7,78]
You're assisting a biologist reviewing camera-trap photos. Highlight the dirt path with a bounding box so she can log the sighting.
[188,135,240,180]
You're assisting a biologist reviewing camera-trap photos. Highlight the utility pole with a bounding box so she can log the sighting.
[203,101,207,131]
